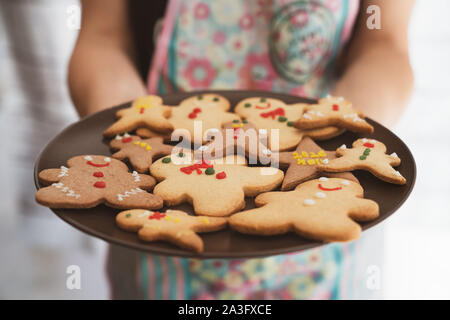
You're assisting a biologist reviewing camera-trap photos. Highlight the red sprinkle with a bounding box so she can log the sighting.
[149,211,166,220]
[216,171,226,179]
[139,107,145,114]
[93,181,106,188]
[93,172,104,178]
[363,142,375,148]
[122,137,133,143]
[318,184,342,191]
[188,112,197,119]
[260,107,285,119]
[332,104,339,111]
[193,108,202,113]
[87,161,110,168]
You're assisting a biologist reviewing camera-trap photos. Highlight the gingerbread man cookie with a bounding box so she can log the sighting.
[235,97,344,151]
[294,96,374,134]
[277,137,358,190]
[168,94,240,144]
[36,155,163,209]
[110,134,174,173]
[116,209,227,253]
[229,177,379,242]
[150,153,284,217]
[103,95,172,137]
[199,120,272,164]
[317,138,406,185]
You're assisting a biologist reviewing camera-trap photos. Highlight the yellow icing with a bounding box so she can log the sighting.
[232,123,244,128]
[133,141,153,151]
[293,150,326,166]
[199,217,210,224]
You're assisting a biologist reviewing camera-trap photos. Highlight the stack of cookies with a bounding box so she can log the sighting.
[35,94,406,253]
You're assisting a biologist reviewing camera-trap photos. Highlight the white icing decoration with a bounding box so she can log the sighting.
[57,166,69,178]
[52,182,80,199]
[303,199,315,206]
[341,180,351,186]
[138,211,150,217]
[343,113,363,122]
[104,157,111,163]
[322,158,329,164]
[362,138,368,143]
[302,114,312,119]
[394,171,402,176]
[319,177,328,182]
[340,144,347,149]
[370,139,376,143]
[315,192,326,199]
[123,133,130,138]
[316,111,324,117]
[84,156,93,161]
[117,188,144,201]
[390,152,398,158]
[115,134,122,140]
[132,171,140,182]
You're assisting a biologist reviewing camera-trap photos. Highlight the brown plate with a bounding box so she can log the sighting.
[33,91,416,259]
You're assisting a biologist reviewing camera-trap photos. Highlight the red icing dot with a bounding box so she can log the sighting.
[363,142,375,148]
[122,137,133,143]
[193,108,202,113]
[332,104,339,111]
[139,107,145,114]
[188,112,197,119]
[216,171,226,179]
[149,211,166,220]
[94,181,106,188]
[93,172,104,178]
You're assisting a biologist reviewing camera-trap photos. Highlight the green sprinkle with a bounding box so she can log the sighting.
[242,119,248,124]
[360,155,367,160]
[244,103,252,108]
[205,167,215,175]
[278,116,287,122]
[213,97,219,102]
[233,119,240,123]
[178,152,185,157]
[162,157,171,163]
[197,95,203,100]
[287,121,294,127]
[125,213,131,218]
[260,98,266,102]
[363,148,371,155]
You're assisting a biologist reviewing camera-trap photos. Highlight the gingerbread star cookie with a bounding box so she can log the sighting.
[317,138,406,185]
[103,95,172,137]
[150,152,284,217]
[168,94,240,144]
[229,177,379,242]
[235,97,344,151]
[199,120,272,164]
[294,96,374,134]
[36,155,163,209]
[116,209,227,253]
[110,134,174,173]
[277,137,358,190]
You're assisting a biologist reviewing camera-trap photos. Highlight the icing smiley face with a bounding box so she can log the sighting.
[83,155,112,168]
